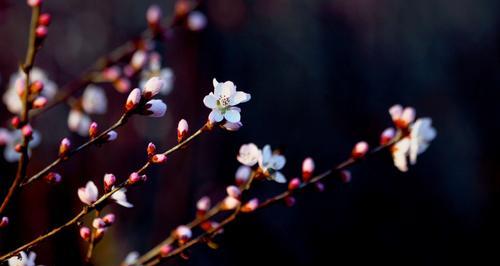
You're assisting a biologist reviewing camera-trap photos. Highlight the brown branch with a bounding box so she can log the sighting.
[20,112,130,186]
[0,5,41,215]
[0,122,211,262]
[134,137,402,266]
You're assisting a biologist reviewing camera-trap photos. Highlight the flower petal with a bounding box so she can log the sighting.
[229,91,251,105]
[219,81,236,98]
[203,93,218,109]
[224,109,241,123]
[208,109,223,122]
[273,172,287,183]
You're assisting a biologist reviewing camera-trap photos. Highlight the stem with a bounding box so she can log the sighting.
[85,210,101,263]
[0,5,41,215]
[0,123,210,262]
[135,137,402,266]
[21,113,130,186]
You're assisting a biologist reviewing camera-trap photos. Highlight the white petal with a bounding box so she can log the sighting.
[4,145,20,163]
[213,78,221,97]
[224,108,241,123]
[237,143,260,166]
[203,93,218,109]
[219,81,236,98]
[86,181,99,202]
[229,91,251,105]
[270,154,286,170]
[273,171,287,183]
[208,109,223,123]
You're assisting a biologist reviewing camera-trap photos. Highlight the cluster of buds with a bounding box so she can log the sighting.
[26,0,51,43]
[125,77,167,118]
[128,172,147,185]
[79,213,116,242]
[221,185,241,210]
[43,172,62,184]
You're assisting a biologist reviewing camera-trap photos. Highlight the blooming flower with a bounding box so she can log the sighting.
[2,68,57,114]
[7,251,36,266]
[111,188,133,208]
[203,79,251,124]
[0,129,41,162]
[258,145,286,183]
[78,181,99,205]
[237,143,260,166]
[82,85,107,114]
[68,109,91,136]
[392,118,436,172]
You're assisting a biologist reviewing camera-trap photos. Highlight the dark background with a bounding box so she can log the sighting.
[0,0,499,265]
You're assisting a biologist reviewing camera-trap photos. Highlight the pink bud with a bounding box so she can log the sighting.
[15,144,22,153]
[151,154,167,164]
[35,26,48,39]
[147,5,162,25]
[380,127,396,145]
[102,66,121,81]
[160,244,172,257]
[89,122,98,138]
[103,174,116,189]
[226,185,241,199]
[340,170,352,183]
[241,198,259,213]
[113,78,131,93]
[102,213,115,225]
[38,13,51,26]
[30,80,44,94]
[44,172,62,184]
[11,116,20,128]
[235,165,251,186]
[32,96,48,109]
[92,218,106,229]
[27,0,43,7]
[175,225,192,244]
[59,138,71,157]
[21,124,33,138]
[125,88,141,111]
[142,77,165,99]
[285,196,296,207]
[128,172,141,184]
[79,226,91,241]
[196,196,211,212]
[352,141,369,159]
[315,182,325,192]
[177,119,189,143]
[288,178,301,191]
[0,216,9,228]
[147,142,156,157]
[302,157,315,181]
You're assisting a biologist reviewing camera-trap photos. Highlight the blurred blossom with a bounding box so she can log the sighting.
[68,109,91,136]
[0,129,41,162]
[81,85,107,114]
[187,11,207,31]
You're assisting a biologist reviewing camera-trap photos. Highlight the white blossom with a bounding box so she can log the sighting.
[258,145,287,183]
[78,181,98,205]
[1,129,41,163]
[82,85,107,114]
[237,143,260,166]
[203,78,251,124]
[7,251,36,266]
[111,188,133,208]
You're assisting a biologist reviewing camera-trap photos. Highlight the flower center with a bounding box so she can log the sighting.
[218,96,230,108]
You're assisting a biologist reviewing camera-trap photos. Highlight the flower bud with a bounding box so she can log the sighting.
[389,104,415,129]
[142,77,164,99]
[380,127,396,145]
[44,172,62,184]
[102,213,115,225]
[284,196,296,207]
[79,226,91,241]
[221,196,240,210]
[241,198,259,213]
[125,88,141,111]
[27,0,43,7]
[15,144,22,153]
[315,182,325,192]
[102,66,121,81]
[104,131,118,142]
[144,99,167,117]
[177,119,189,143]
[160,244,172,257]
[288,178,301,191]
[196,196,211,213]
[130,50,147,70]
[21,124,33,138]
[128,172,141,184]
[92,218,106,229]
[0,216,9,228]
[103,174,116,190]
[226,185,241,199]
[11,116,20,128]
[32,96,48,109]
[187,11,207,31]
[175,225,192,244]
[89,122,98,138]
[147,142,156,157]
[94,228,106,241]
[351,141,369,159]
[151,154,167,164]
[30,80,44,94]
[235,165,251,186]
[147,5,162,25]
[340,170,352,183]
[38,13,51,26]
[301,157,315,182]
[175,0,191,17]
[35,26,48,39]
[59,138,71,157]
[113,78,131,93]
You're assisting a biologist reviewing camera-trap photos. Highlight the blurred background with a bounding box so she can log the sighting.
[0,0,499,265]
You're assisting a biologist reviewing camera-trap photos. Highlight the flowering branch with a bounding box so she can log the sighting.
[0,121,211,262]
[0,3,43,215]
[133,138,400,266]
